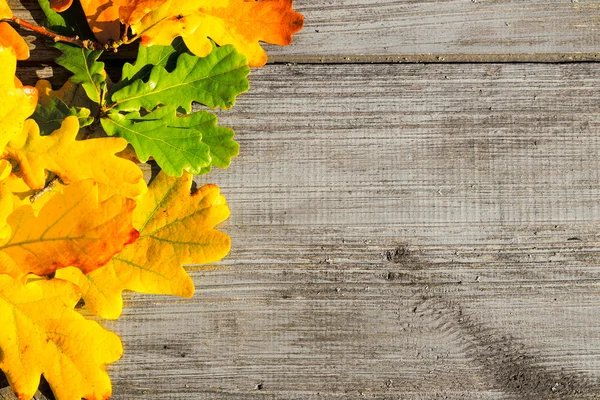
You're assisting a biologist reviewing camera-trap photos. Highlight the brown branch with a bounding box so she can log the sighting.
[8,17,101,50]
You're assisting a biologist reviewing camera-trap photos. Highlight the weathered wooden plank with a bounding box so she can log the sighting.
[7,0,600,63]
[4,63,600,399]
[111,62,600,399]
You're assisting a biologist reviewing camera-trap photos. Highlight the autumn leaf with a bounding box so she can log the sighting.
[0,0,11,19]
[108,43,249,112]
[49,0,167,42]
[5,117,146,198]
[58,171,230,319]
[0,23,38,153]
[55,42,106,104]
[78,0,123,43]
[0,179,139,277]
[118,0,168,25]
[0,162,37,242]
[0,275,122,400]
[129,0,219,46]
[184,0,304,67]
[49,0,72,12]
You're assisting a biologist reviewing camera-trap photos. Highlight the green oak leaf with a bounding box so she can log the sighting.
[167,110,239,174]
[55,43,106,105]
[36,0,94,39]
[108,44,249,113]
[109,39,188,97]
[101,106,212,176]
[32,98,93,135]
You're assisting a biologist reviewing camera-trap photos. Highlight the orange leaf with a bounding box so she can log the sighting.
[130,0,212,46]
[79,0,121,43]
[118,0,168,25]
[132,0,303,67]
[49,0,73,12]
[73,0,167,42]
[0,22,29,60]
[186,0,304,67]
[0,275,122,400]
[0,23,37,153]
[0,179,138,277]
[58,171,231,319]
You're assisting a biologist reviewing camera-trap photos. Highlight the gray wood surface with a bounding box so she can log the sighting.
[8,0,600,62]
[111,63,600,399]
[3,0,600,399]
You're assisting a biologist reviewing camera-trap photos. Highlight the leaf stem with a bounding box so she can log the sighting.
[7,16,101,50]
[30,176,59,203]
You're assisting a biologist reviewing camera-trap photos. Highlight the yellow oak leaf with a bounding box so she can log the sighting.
[118,0,168,25]
[5,117,146,198]
[0,275,122,400]
[57,171,230,319]
[130,0,303,66]
[184,0,305,67]
[0,0,12,19]
[0,161,38,242]
[0,23,37,153]
[0,179,139,277]
[131,0,219,46]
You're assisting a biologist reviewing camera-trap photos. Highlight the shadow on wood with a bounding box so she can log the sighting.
[0,370,55,400]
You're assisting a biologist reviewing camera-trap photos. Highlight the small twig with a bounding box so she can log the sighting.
[8,16,102,49]
[30,177,59,203]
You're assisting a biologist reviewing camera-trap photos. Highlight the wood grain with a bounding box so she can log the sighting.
[7,0,600,62]
[6,63,600,399]
[113,63,600,399]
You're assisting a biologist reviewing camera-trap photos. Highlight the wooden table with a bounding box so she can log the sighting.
[3,1,600,399]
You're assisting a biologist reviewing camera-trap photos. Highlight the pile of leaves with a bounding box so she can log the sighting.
[0,0,303,398]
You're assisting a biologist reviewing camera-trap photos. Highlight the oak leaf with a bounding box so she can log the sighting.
[32,97,93,135]
[0,162,37,242]
[0,179,139,277]
[129,0,303,67]
[0,23,38,153]
[108,43,249,112]
[0,21,29,60]
[78,0,121,43]
[111,37,187,94]
[55,42,106,105]
[5,117,146,198]
[130,0,224,46]
[102,106,211,176]
[58,171,231,319]
[118,0,168,25]
[184,0,305,67]
[49,0,72,12]
[0,275,122,400]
